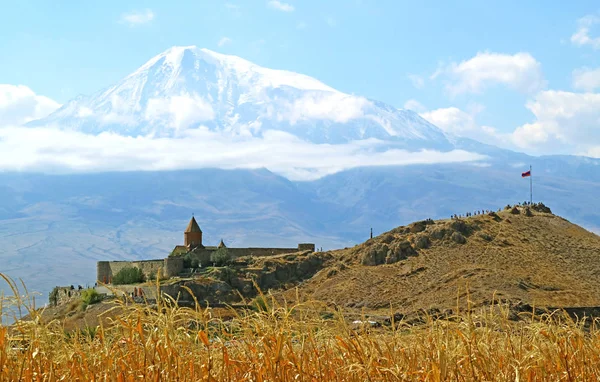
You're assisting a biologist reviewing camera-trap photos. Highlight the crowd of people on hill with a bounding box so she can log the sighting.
[450,209,494,220]
[450,201,548,220]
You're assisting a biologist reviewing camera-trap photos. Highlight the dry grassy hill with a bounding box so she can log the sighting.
[20,204,600,329]
[283,205,600,314]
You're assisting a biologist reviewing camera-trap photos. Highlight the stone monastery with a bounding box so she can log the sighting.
[97,216,315,284]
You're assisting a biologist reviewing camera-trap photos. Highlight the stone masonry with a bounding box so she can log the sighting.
[96,216,315,283]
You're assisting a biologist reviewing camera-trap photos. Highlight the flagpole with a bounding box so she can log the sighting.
[530,165,532,205]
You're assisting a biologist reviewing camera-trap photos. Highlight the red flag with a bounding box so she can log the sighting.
[522,170,531,177]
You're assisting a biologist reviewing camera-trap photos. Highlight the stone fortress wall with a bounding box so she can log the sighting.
[187,245,314,266]
[97,243,316,283]
[96,216,315,284]
[97,259,165,284]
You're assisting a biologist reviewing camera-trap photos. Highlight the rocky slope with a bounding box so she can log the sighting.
[283,204,600,313]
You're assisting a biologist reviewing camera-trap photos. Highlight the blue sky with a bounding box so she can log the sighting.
[1,0,600,164]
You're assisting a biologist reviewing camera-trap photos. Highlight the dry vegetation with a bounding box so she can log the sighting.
[291,208,600,314]
[3,275,600,380]
[4,206,600,380]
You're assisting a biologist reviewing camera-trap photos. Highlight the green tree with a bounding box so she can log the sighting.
[80,288,102,310]
[210,247,231,267]
[112,266,145,285]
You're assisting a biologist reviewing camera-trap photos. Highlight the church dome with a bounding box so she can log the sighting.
[185,216,202,233]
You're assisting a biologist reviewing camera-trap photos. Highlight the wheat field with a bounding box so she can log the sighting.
[2,274,600,381]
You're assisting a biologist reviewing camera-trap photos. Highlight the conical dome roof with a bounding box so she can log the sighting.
[185,216,202,233]
[218,239,226,248]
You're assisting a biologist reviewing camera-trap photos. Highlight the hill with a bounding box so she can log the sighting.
[284,204,600,313]
[16,203,600,330]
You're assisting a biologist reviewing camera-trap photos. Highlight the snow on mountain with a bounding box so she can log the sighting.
[29,46,453,149]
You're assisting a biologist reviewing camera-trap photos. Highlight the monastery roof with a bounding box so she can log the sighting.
[218,239,226,248]
[185,216,202,233]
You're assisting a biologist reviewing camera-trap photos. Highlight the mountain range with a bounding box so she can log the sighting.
[2,46,599,299]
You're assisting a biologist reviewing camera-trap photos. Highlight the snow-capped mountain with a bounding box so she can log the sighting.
[29,46,452,149]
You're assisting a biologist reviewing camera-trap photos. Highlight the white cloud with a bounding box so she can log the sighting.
[572,67,600,91]
[419,104,507,146]
[420,107,477,135]
[218,37,232,47]
[120,9,155,27]
[511,122,552,147]
[145,94,215,131]
[441,52,546,95]
[571,14,600,49]
[407,74,425,89]
[91,94,137,126]
[511,90,600,154]
[0,125,485,181]
[267,1,294,12]
[272,93,371,124]
[403,99,427,113]
[0,84,61,126]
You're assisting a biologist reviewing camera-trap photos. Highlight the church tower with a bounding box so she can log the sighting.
[184,216,203,248]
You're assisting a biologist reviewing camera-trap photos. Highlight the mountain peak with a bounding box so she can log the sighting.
[27,46,452,149]
[139,46,226,71]
[135,45,337,94]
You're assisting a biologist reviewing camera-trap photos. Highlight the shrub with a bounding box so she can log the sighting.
[112,266,145,285]
[479,232,493,242]
[183,253,192,268]
[147,270,164,282]
[215,266,237,284]
[211,247,231,267]
[409,222,426,233]
[80,288,101,310]
[380,233,395,244]
[430,227,447,240]
[451,232,466,244]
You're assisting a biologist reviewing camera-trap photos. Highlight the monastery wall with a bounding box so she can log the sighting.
[96,244,315,283]
[97,259,165,283]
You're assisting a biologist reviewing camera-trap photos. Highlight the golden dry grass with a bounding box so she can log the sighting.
[4,274,600,381]
[294,210,600,314]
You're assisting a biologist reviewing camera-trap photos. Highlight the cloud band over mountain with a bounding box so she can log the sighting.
[0,125,484,180]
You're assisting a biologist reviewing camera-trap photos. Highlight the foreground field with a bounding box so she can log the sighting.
[3,280,600,380]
